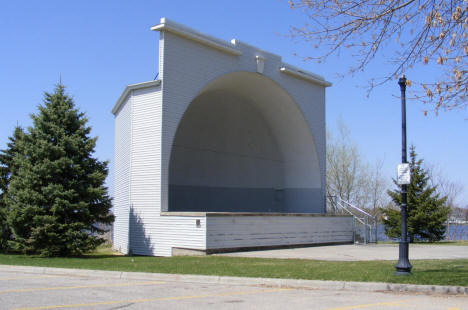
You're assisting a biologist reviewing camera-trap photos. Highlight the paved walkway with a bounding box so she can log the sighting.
[219,244,468,261]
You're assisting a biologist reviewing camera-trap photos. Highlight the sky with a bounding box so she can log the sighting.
[1,0,467,206]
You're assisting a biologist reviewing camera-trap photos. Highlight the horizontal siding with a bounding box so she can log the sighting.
[155,28,329,255]
[131,85,162,212]
[130,215,206,257]
[206,216,353,249]
[114,24,331,256]
[128,86,206,257]
[159,31,327,214]
[159,31,241,213]
[129,86,162,256]
[113,96,131,254]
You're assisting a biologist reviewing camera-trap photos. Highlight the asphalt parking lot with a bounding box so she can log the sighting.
[0,269,466,310]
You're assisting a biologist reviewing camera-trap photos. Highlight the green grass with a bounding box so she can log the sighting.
[0,251,466,287]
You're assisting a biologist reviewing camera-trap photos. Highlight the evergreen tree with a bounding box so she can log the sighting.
[381,146,450,242]
[0,127,24,251]
[6,85,114,256]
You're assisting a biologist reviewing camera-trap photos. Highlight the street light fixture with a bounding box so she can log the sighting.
[395,75,413,275]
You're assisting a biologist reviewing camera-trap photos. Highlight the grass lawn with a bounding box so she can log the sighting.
[0,249,466,287]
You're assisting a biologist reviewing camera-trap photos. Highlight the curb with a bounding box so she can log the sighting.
[0,265,466,296]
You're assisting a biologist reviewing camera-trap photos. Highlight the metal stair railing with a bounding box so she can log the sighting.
[328,195,378,244]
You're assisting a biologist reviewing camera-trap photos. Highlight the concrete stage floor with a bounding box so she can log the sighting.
[218,243,468,261]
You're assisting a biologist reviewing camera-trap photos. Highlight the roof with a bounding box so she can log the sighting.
[150,18,331,87]
[111,80,161,115]
[151,18,241,56]
[280,64,332,87]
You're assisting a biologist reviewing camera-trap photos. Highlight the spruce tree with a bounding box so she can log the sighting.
[0,127,24,251]
[381,146,450,242]
[6,85,114,256]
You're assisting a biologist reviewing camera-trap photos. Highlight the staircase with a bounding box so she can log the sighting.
[328,196,378,244]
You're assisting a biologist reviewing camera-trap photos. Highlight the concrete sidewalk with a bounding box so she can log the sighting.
[218,244,468,261]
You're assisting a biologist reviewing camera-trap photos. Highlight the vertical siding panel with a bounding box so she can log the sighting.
[130,86,162,255]
[113,96,132,254]
[129,86,207,256]
[114,83,207,257]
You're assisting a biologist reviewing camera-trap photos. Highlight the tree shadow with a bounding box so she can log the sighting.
[2,208,155,259]
[128,206,154,256]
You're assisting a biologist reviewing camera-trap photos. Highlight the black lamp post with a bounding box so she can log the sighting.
[395,75,412,275]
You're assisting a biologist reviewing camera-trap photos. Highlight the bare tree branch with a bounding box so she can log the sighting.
[288,0,468,112]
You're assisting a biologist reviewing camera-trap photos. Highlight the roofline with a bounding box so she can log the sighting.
[151,18,242,56]
[112,80,161,115]
[280,64,332,87]
[230,39,281,60]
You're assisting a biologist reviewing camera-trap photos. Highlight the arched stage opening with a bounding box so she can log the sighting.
[169,72,322,213]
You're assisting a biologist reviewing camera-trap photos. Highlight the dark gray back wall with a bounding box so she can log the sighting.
[169,185,284,212]
[169,185,324,213]
[169,90,284,213]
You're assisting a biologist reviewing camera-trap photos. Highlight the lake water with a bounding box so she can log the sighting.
[377,224,468,241]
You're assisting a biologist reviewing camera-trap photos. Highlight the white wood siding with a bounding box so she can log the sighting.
[158,29,326,213]
[206,216,353,249]
[129,86,162,255]
[147,216,206,256]
[127,86,207,256]
[113,96,131,254]
[112,19,346,256]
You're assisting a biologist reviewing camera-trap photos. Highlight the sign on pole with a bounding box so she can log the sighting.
[397,163,411,185]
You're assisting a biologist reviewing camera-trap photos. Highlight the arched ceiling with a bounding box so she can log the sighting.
[195,72,321,188]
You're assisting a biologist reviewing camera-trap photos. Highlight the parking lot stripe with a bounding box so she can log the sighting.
[10,288,291,310]
[0,275,62,281]
[325,300,410,310]
[1,280,164,294]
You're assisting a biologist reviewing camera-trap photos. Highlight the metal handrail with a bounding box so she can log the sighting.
[335,199,367,226]
[338,198,373,218]
[328,195,378,244]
